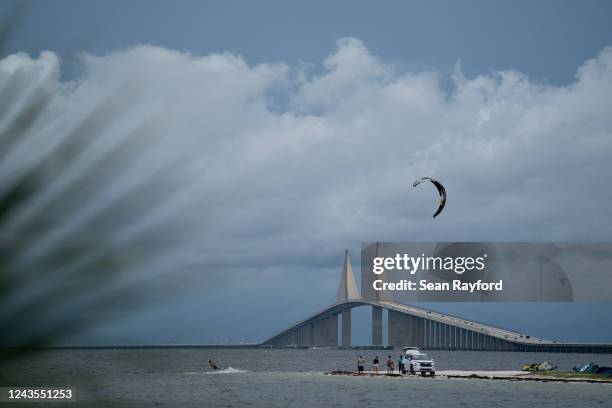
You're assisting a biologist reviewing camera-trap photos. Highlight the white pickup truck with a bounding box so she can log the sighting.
[400,347,435,376]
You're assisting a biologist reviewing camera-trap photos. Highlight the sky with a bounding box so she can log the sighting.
[1,1,612,345]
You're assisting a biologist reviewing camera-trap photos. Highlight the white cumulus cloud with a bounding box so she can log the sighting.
[1,37,612,289]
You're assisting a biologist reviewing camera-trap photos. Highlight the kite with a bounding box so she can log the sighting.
[413,177,446,218]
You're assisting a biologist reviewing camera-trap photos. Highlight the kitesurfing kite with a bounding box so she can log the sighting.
[413,177,446,218]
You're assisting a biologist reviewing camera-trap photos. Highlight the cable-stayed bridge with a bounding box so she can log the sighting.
[263,250,612,353]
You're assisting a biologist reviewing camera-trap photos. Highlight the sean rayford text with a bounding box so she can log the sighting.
[372,254,487,275]
[372,279,503,293]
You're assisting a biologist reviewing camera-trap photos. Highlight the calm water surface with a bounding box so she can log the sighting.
[4,348,612,407]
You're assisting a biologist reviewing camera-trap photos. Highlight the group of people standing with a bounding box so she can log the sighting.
[357,355,403,375]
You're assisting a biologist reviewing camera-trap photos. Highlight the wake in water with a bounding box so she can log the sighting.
[183,367,247,375]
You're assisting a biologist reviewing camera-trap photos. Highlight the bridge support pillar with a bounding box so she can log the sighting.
[313,315,338,347]
[313,321,322,346]
[388,310,410,348]
[328,314,338,347]
[388,311,427,348]
[306,323,314,346]
[372,306,383,346]
[341,309,351,348]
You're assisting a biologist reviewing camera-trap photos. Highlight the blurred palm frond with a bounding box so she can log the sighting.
[0,4,199,379]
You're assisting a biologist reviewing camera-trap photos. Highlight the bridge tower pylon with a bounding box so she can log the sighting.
[337,250,360,348]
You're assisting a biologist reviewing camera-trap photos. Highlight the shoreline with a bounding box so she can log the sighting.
[325,370,612,384]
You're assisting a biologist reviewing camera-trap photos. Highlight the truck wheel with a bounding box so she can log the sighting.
[409,365,415,375]
[420,372,426,376]
[430,372,435,377]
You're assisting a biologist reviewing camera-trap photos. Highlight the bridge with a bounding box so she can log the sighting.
[263,250,612,353]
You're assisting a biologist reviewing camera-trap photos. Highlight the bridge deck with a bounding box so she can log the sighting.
[263,300,612,351]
